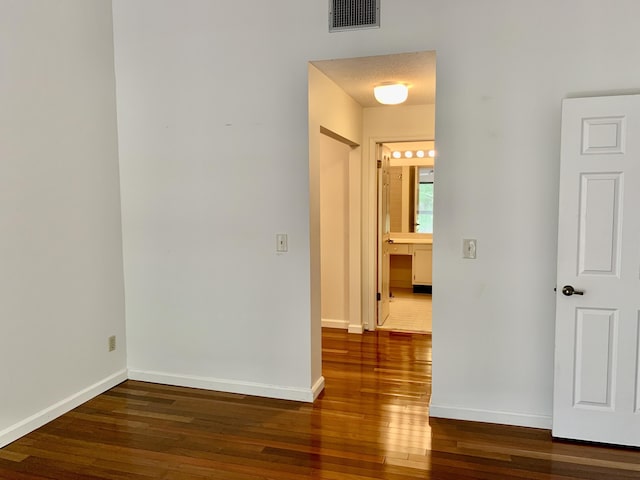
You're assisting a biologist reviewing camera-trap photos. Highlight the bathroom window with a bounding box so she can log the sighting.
[416,167,434,234]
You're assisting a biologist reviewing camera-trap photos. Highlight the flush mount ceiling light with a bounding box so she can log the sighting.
[373,83,409,105]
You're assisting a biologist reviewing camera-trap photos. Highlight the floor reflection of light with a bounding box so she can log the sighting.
[385,410,432,452]
[382,410,433,470]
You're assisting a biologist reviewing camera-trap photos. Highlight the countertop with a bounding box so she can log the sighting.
[389,234,432,245]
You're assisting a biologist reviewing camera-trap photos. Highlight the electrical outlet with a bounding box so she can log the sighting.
[108,335,116,352]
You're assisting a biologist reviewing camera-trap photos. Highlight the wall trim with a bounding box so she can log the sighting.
[312,376,325,400]
[429,403,553,430]
[322,318,349,330]
[348,323,364,334]
[128,369,320,403]
[0,369,128,449]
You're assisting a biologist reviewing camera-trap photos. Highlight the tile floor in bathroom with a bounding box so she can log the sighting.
[378,287,432,333]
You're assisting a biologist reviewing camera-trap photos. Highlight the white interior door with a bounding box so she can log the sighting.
[553,94,640,447]
[377,144,391,326]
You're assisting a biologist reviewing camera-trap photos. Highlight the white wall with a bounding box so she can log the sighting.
[0,0,126,447]
[309,65,363,335]
[111,0,640,428]
[320,135,350,327]
[113,2,327,401]
[428,1,640,428]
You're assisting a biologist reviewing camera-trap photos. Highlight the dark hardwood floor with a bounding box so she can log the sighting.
[1,328,639,479]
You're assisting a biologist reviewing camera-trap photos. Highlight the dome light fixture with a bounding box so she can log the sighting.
[392,151,402,159]
[373,83,409,105]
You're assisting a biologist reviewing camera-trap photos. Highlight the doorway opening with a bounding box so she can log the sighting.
[377,140,434,334]
[308,51,436,383]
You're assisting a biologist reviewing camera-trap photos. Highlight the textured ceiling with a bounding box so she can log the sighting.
[311,51,436,108]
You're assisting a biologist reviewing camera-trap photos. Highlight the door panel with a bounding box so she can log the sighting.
[554,94,640,447]
[573,308,617,409]
[578,173,622,275]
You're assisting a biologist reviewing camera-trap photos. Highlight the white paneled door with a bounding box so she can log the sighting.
[553,95,640,447]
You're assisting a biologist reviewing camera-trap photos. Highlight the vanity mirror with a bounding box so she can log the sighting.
[386,141,434,235]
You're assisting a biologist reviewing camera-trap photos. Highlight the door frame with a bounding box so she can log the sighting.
[318,128,362,333]
[376,143,391,327]
[363,135,434,331]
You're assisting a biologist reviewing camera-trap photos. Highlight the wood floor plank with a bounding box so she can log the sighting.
[1,328,639,479]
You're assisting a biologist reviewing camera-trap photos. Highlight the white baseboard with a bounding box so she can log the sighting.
[0,369,128,449]
[348,323,364,334]
[322,318,349,330]
[429,403,552,429]
[128,369,320,403]
[321,319,364,335]
[312,376,325,400]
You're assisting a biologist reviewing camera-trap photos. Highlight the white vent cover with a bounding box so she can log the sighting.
[329,0,380,32]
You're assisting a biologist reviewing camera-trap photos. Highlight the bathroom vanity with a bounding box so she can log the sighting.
[384,150,434,294]
[388,235,432,291]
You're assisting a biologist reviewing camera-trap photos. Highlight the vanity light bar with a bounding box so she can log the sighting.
[391,149,436,159]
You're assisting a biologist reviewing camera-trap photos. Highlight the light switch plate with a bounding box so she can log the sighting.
[276,233,288,252]
[463,239,477,259]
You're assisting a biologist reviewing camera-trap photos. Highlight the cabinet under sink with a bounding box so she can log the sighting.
[388,241,432,290]
[412,244,432,286]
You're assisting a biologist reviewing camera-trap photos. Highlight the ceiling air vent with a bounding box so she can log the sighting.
[329,0,380,32]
